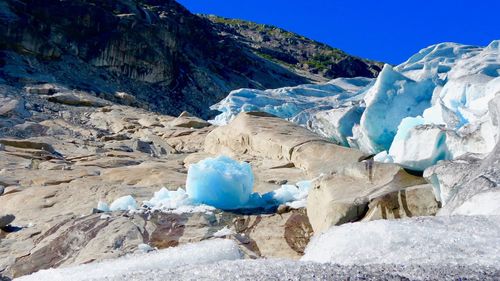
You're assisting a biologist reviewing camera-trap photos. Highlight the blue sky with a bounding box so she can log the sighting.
[177,0,500,64]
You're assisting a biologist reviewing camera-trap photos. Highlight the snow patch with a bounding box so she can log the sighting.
[18,239,242,281]
[453,191,500,216]
[302,216,500,266]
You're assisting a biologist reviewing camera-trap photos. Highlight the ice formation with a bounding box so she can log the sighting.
[109,195,137,211]
[265,180,312,209]
[98,156,312,213]
[96,201,110,212]
[380,40,500,170]
[210,77,372,127]
[211,40,500,171]
[186,155,254,210]
[302,216,500,266]
[17,239,242,281]
[352,64,435,153]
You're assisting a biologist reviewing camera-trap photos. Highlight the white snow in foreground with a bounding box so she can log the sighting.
[453,191,500,216]
[98,156,312,213]
[17,239,242,281]
[302,215,500,266]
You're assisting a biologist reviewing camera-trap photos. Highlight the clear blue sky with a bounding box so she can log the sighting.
[177,0,500,64]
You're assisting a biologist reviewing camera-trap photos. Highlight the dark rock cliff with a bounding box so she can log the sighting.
[0,0,380,118]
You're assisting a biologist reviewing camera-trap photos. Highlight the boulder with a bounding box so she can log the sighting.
[25,84,58,95]
[205,112,366,175]
[114,92,137,106]
[307,162,426,233]
[2,209,313,278]
[362,184,440,221]
[47,93,109,107]
[170,115,211,129]
[0,97,29,119]
[0,214,15,228]
[0,139,56,153]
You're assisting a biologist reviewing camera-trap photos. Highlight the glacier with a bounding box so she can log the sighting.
[210,77,372,126]
[211,40,500,172]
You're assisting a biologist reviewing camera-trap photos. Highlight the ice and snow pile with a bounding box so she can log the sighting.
[17,239,242,281]
[211,40,500,172]
[98,156,312,213]
[302,215,500,266]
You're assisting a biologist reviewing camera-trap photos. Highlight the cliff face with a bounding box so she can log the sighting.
[205,15,383,82]
[0,0,380,118]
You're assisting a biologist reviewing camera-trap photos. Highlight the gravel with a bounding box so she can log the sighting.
[99,259,500,281]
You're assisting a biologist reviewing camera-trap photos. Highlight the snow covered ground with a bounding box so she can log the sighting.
[302,215,500,266]
[211,40,500,172]
[16,239,243,281]
[17,217,500,281]
[52,260,499,281]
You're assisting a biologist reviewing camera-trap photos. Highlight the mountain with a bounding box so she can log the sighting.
[0,0,381,118]
[204,15,383,82]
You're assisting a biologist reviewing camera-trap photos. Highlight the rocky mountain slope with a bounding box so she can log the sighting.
[0,0,381,119]
[205,15,383,82]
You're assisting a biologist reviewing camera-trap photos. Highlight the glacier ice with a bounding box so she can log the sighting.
[302,215,500,266]
[109,195,137,211]
[352,64,435,153]
[17,239,242,281]
[383,41,500,170]
[96,201,110,212]
[186,155,312,210]
[210,77,372,127]
[98,178,311,214]
[96,155,314,212]
[308,102,364,146]
[211,40,500,171]
[186,155,254,210]
[261,180,312,209]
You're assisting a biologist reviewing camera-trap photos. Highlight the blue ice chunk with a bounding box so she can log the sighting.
[97,201,110,212]
[186,156,254,210]
[109,195,137,211]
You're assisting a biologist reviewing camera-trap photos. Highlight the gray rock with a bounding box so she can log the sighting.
[133,139,154,154]
[307,163,426,233]
[47,93,109,107]
[362,184,440,221]
[0,214,15,228]
[25,84,58,95]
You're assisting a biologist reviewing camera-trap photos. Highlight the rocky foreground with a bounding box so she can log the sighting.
[1,76,499,280]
